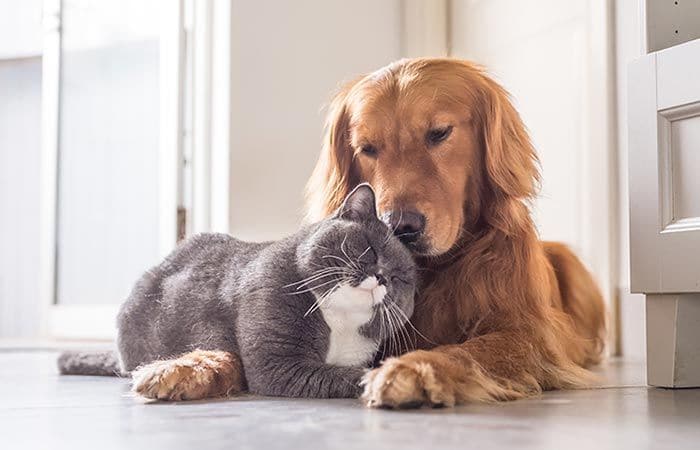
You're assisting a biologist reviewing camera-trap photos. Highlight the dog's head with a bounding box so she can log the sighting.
[306,58,539,256]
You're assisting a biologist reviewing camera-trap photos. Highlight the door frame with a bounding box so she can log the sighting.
[187,0,232,234]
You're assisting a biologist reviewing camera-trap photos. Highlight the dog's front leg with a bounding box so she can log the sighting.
[361,331,596,408]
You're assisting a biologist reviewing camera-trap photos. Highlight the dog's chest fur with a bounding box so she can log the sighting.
[319,279,385,367]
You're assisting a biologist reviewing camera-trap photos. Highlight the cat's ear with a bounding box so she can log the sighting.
[337,183,378,221]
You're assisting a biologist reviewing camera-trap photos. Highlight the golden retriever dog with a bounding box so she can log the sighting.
[306,58,606,408]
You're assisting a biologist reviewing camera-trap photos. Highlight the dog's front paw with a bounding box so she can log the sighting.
[361,356,455,409]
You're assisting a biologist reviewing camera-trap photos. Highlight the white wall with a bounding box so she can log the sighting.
[449,0,615,307]
[451,0,589,248]
[0,0,42,59]
[448,0,646,359]
[228,0,402,241]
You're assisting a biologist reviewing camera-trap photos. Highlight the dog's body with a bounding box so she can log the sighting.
[307,58,606,408]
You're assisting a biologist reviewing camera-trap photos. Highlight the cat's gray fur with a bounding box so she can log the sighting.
[58,184,416,398]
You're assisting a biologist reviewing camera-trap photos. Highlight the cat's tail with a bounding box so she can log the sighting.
[57,350,125,377]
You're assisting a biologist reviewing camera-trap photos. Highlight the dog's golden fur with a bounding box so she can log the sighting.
[307,58,606,408]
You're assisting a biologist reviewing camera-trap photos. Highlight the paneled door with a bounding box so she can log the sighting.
[629,38,700,387]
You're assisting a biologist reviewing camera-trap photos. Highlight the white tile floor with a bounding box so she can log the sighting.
[1,350,699,450]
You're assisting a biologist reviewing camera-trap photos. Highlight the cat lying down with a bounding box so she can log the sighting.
[58,184,417,400]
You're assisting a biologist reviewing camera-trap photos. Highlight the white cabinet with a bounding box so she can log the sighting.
[629,38,700,387]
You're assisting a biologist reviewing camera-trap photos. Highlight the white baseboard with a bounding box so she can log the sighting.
[47,305,119,341]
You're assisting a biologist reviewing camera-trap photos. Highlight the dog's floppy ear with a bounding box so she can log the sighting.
[305,78,361,222]
[479,76,540,200]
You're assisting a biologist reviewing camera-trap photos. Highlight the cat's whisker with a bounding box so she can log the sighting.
[383,303,400,357]
[383,208,403,245]
[293,273,343,289]
[356,245,371,262]
[321,254,356,270]
[304,285,335,317]
[377,306,387,360]
[283,268,347,289]
[387,295,438,346]
[383,306,396,359]
[379,305,388,359]
[304,280,348,317]
[288,278,343,296]
[386,302,411,354]
[285,269,349,289]
[389,307,401,356]
[340,234,360,270]
[304,291,330,317]
[389,301,415,353]
[290,265,345,278]
[387,301,409,354]
[380,305,391,357]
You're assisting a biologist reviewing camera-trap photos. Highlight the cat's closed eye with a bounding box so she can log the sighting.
[391,275,411,285]
[358,246,377,264]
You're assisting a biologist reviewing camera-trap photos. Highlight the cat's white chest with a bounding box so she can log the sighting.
[319,279,386,367]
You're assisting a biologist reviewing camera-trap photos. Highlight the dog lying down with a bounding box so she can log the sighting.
[59,184,417,401]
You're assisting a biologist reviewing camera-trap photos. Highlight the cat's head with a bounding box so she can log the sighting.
[295,183,417,339]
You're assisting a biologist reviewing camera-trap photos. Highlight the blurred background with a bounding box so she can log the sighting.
[0,0,646,359]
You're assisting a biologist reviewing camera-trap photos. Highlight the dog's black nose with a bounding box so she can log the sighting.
[383,210,425,244]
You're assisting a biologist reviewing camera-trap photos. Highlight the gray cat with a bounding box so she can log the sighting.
[58,184,416,399]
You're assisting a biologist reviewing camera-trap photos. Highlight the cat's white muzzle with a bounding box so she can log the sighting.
[358,276,387,305]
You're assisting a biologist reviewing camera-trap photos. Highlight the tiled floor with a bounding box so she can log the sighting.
[1,350,699,450]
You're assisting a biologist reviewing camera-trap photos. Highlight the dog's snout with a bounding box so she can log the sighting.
[383,210,425,244]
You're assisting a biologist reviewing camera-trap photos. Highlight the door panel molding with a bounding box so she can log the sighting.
[658,102,700,233]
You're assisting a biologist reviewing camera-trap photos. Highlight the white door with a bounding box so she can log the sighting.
[629,38,700,387]
[41,0,184,339]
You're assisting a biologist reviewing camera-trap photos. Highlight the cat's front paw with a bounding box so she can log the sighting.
[131,350,244,401]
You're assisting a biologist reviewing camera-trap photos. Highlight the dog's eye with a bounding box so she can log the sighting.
[426,126,453,146]
[360,144,378,158]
